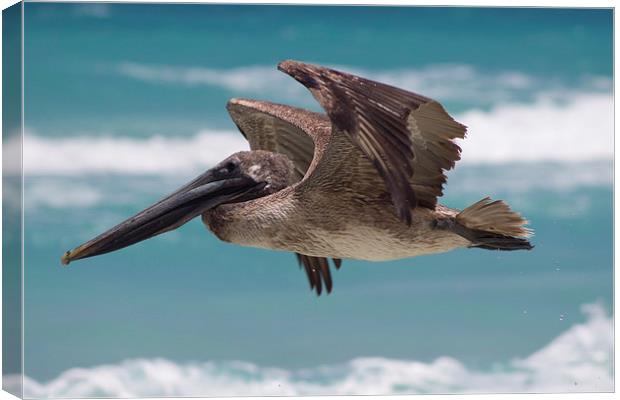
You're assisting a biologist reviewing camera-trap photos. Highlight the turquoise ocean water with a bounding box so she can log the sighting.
[11,3,614,396]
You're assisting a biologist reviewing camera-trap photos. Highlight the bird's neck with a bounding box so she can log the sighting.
[201,188,297,249]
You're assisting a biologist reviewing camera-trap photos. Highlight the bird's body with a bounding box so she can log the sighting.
[204,175,468,261]
[62,60,533,295]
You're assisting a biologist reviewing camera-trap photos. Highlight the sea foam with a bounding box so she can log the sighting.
[12,129,249,176]
[6,302,612,397]
[458,91,613,164]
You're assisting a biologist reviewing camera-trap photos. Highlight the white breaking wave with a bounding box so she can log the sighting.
[14,129,249,176]
[12,91,612,176]
[6,302,613,397]
[458,92,613,164]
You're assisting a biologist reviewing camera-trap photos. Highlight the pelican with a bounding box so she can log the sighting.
[61,60,533,295]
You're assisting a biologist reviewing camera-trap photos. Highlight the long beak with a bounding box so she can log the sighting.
[61,167,264,266]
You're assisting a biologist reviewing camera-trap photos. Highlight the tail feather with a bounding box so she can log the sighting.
[455,197,533,251]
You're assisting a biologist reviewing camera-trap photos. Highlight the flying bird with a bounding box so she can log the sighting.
[61,60,533,295]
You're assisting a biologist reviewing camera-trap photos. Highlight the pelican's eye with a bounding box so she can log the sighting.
[222,160,238,174]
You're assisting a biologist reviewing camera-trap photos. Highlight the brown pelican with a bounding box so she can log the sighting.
[61,60,533,295]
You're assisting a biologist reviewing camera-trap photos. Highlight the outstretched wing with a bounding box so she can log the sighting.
[277,60,467,224]
[227,98,342,295]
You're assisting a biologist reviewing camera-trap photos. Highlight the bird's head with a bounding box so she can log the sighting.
[61,150,296,265]
[228,150,297,196]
